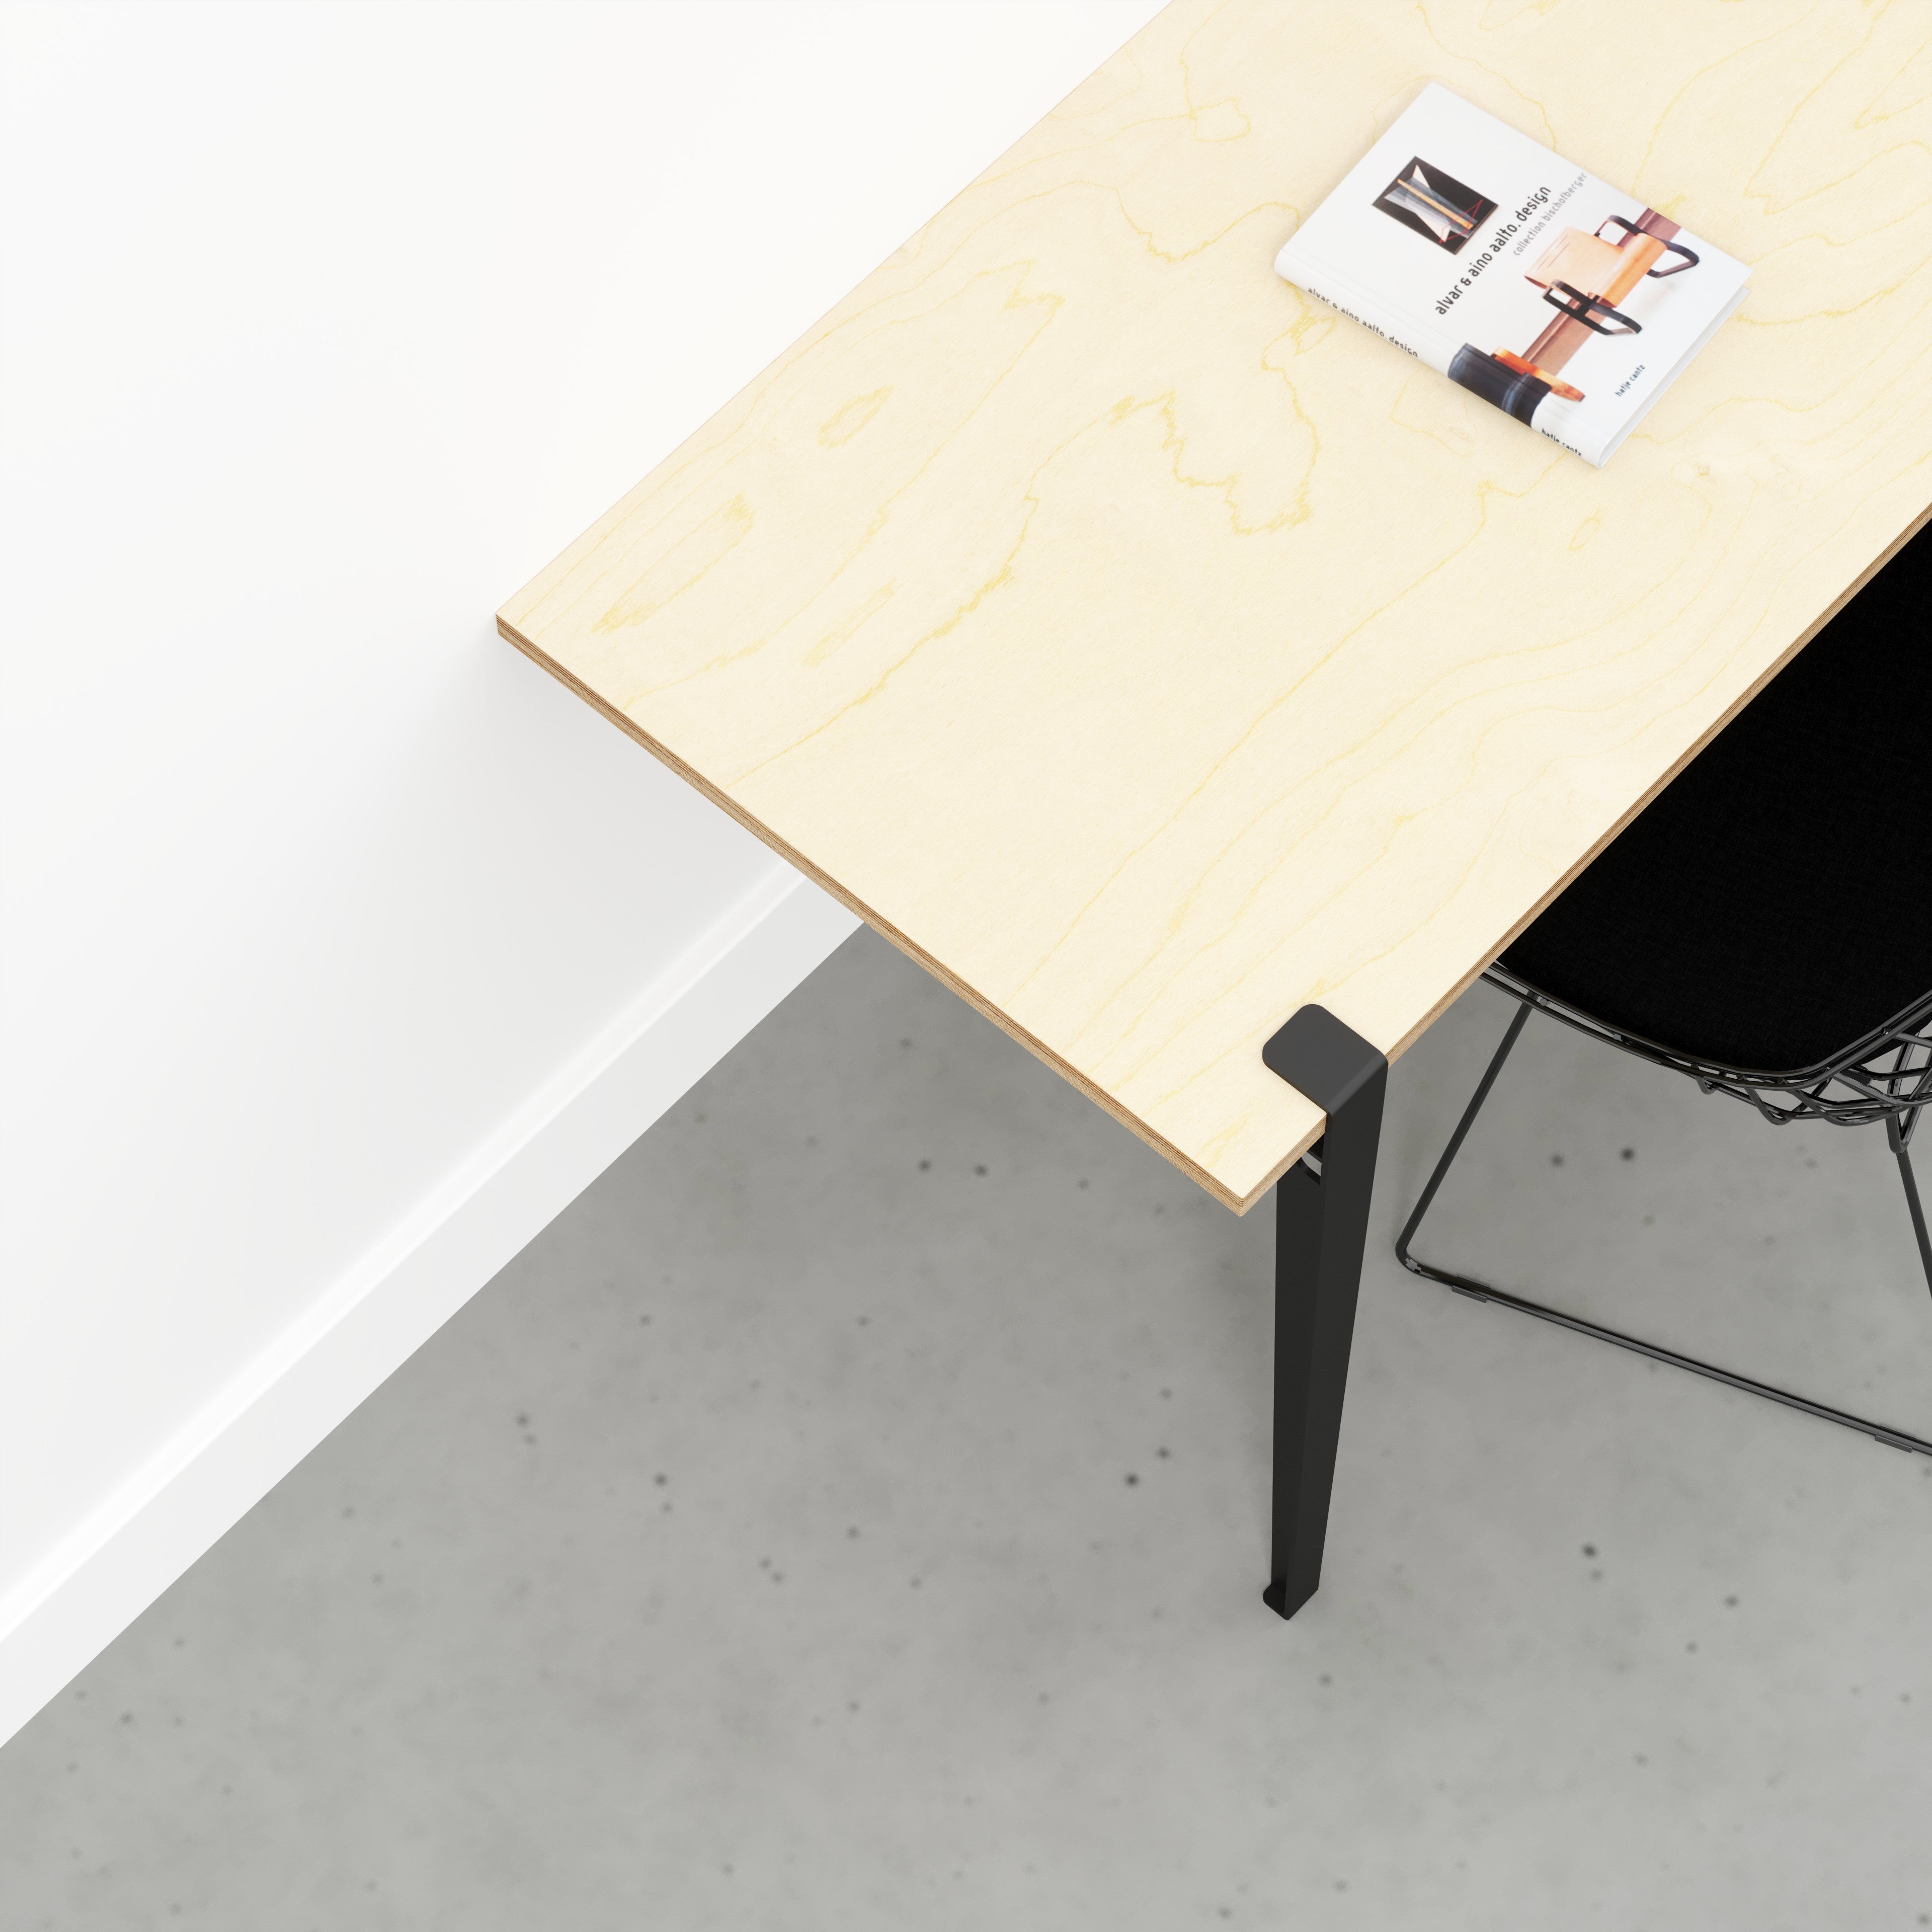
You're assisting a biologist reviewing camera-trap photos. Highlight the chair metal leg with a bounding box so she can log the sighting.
[1888,1112,1932,1299]
[1397,1009,1932,1460]
[1261,1007,1388,1620]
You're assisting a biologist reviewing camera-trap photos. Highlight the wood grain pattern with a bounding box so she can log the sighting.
[500,0,1932,1212]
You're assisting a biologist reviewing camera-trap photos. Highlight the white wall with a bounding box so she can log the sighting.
[0,0,1155,1746]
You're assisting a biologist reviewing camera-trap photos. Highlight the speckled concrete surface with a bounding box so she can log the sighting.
[4,930,1930,1930]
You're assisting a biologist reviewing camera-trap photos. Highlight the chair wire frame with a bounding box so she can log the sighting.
[1396,969,1932,1459]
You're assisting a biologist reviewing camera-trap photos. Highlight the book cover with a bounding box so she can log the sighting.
[1275,85,1750,465]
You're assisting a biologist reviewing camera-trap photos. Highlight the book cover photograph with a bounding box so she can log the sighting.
[1276,85,1751,465]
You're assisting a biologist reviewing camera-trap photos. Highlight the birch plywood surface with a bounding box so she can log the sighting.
[501,0,1932,1212]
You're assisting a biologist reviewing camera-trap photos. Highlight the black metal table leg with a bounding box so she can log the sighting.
[1260,1006,1388,1621]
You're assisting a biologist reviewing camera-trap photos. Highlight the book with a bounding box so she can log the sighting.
[1274,85,1749,466]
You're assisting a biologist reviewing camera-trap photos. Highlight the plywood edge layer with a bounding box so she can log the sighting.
[495,611,1316,1214]
[496,500,1925,1218]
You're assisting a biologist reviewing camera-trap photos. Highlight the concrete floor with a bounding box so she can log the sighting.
[5,930,1931,1930]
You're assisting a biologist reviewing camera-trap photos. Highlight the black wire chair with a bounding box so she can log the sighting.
[1398,517,1932,1456]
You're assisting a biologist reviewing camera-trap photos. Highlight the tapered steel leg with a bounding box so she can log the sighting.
[1261,1007,1388,1621]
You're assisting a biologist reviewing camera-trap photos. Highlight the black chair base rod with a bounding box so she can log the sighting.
[1890,1108,1932,1289]
[1398,1005,1932,1461]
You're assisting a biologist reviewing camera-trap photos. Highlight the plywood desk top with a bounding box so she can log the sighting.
[501,0,1931,1213]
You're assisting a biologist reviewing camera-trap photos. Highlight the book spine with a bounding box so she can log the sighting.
[1275,249,1451,375]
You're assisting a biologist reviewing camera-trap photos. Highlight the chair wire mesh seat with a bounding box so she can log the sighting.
[1398,517,1932,1456]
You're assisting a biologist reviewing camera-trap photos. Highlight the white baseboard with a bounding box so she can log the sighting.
[0,868,858,1749]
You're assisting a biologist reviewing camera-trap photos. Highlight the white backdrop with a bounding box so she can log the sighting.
[0,0,1155,1744]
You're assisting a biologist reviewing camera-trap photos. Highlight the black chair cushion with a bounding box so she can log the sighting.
[1499,517,1932,1075]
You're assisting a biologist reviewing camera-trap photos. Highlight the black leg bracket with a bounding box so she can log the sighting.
[1260,1006,1388,1620]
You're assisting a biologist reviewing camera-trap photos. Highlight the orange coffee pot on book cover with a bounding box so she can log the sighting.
[1449,211,1701,423]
